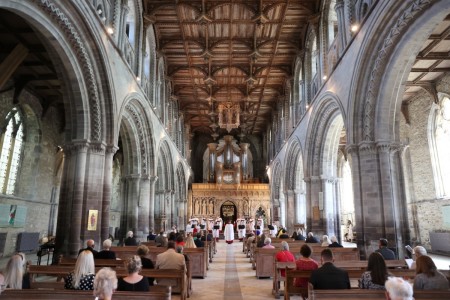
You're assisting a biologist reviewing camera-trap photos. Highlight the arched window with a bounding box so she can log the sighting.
[0,107,24,195]
[429,96,450,198]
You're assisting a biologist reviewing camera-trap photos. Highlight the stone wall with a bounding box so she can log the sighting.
[0,89,61,256]
[400,75,450,249]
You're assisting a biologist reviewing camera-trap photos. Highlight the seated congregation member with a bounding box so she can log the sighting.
[176,234,186,247]
[278,229,289,239]
[359,252,390,290]
[321,235,332,247]
[256,233,266,248]
[413,255,449,290]
[376,238,395,260]
[310,248,350,289]
[262,237,275,249]
[96,239,116,259]
[275,241,295,277]
[305,232,320,243]
[194,233,204,248]
[147,229,157,241]
[156,241,186,293]
[65,250,95,290]
[3,253,30,289]
[155,231,167,247]
[294,244,318,288]
[294,229,305,241]
[117,256,149,291]
[124,231,138,246]
[94,267,118,300]
[78,239,98,257]
[328,236,343,247]
[176,245,190,262]
[185,234,197,248]
[137,245,154,286]
[409,245,427,269]
[385,277,413,300]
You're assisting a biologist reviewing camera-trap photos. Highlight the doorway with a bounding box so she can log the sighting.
[220,201,237,229]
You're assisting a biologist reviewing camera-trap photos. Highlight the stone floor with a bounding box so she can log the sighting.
[1,240,449,299]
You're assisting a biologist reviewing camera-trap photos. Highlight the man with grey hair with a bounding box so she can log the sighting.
[262,237,275,249]
[385,276,413,300]
[275,241,295,277]
[78,239,98,256]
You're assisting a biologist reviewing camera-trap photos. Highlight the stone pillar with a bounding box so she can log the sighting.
[101,145,118,242]
[294,188,306,225]
[321,176,338,237]
[240,143,250,181]
[207,143,217,183]
[306,176,322,234]
[348,142,409,259]
[285,190,295,230]
[335,0,347,56]
[64,141,88,257]
[148,175,158,231]
[124,175,140,234]
[138,175,150,236]
[118,2,129,53]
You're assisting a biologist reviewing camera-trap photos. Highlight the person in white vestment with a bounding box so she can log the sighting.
[270,223,278,237]
[212,217,223,242]
[224,220,235,244]
[237,218,246,241]
[186,221,193,234]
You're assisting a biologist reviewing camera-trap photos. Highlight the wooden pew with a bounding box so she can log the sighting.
[254,247,360,278]
[273,261,296,299]
[307,283,450,300]
[0,286,171,300]
[27,265,187,300]
[284,268,449,300]
[59,256,125,267]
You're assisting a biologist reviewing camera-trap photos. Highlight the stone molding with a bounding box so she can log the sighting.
[125,103,148,174]
[34,0,102,141]
[364,0,432,141]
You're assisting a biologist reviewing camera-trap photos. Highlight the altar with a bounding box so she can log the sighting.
[188,183,271,225]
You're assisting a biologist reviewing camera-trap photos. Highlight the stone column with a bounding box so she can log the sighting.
[101,145,118,241]
[321,176,338,237]
[118,2,129,53]
[124,175,140,233]
[335,0,347,57]
[148,175,158,231]
[65,141,88,257]
[285,190,295,230]
[240,143,250,181]
[207,143,217,183]
[138,175,150,236]
[306,176,322,234]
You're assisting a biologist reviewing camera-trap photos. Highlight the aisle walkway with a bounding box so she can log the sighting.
[185,240,274,300]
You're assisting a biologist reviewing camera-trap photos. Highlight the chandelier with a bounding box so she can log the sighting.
[218,102,240,132]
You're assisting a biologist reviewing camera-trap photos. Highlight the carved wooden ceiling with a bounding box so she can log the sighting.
[144,0,318,137]
[404,15,450,106]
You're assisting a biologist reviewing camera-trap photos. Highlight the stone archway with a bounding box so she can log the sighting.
[220,200,237,228]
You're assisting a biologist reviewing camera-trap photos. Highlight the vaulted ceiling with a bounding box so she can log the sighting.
[144,0,318,138]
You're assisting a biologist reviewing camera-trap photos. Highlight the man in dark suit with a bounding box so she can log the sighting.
[376,238,396,260]
[310,248,350,289]
[78,239,98,257]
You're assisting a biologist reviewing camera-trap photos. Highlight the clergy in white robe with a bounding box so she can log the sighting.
[237,219,246,241]
[224,221,235,244]
[186,221,193,234]
[213,217,223,241]
[270,224,278,237]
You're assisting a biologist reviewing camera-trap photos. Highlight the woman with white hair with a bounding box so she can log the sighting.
[3,253,30,289]
[96,239,116,259]
[275,241,295,277]
[124,231,137,246]
[94,267,117,300]
[65,250,95,290]
[262,237,275,249]
[385,276,413,300]
[321,235,332,247]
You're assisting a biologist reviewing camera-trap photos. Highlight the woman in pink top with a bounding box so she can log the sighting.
[294,244,319,288]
